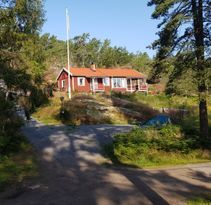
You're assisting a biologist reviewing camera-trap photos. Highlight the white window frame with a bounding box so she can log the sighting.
[112,78,126,88]
[61,79,66,88]
[77,77,85,86]
[103,77,110,86]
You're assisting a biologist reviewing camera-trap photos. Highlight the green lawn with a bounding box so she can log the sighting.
[104,125,211,168]
[111,92,200,109]
[187,195,211,205]
[0,138,38,192]
[32,97,61,125]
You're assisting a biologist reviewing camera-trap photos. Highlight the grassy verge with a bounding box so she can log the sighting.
[104,125,211,168]
[0,136,38,192]
[187,194,211,205]
[0,91,38,192]
[111,92,199,109]
[32,97,61,125]
[32,94,130,125]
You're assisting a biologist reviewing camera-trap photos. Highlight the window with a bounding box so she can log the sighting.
[112,78,126,88]
[103,77,110,86]
[77,77,85,86]
[61,80,66,88]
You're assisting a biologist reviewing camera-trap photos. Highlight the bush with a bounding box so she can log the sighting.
[114,125,197,153]
[107,125,210,167]
[30,87,48,111]
[0,91,38,191]
[0,91,24,155]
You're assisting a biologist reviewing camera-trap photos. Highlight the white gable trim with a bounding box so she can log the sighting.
[56,67,73,80]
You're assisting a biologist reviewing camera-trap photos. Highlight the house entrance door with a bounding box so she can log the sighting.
[132,79,139,91]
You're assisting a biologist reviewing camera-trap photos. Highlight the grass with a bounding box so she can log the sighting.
[33,93,168,125]
[112,92,211,134]
[33,92,211,138]
[104,125,211,168]
[32,94,132,125]
[32,97,61,125]
[187,194,211,205]
[111,92,199,109]
[33,92,211,168]
[0,137,38,191]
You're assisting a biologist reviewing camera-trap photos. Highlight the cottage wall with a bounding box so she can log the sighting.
[58,71,69,91]
[57,69,147,93]
[73,77,91,92]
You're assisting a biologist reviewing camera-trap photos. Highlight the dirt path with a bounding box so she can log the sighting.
[0,119,210,205]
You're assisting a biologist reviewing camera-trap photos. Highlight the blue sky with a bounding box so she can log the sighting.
[42,0,159,57]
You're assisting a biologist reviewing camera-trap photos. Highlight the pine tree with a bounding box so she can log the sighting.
[148,0,210,139]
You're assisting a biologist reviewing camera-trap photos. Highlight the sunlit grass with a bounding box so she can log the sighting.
[112,92,200,109]
[104,126,211,168]
[32,97,61,125]
[32,94,130,125]
[187,194,211,205]
[0,141,38,191]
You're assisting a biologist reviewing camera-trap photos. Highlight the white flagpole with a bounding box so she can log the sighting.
[66,8,71,99]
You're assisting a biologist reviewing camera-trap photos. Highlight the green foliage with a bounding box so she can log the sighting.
[0,0,48,108]
[105,125,210,167]
[0,1,44,190]
[20,35,47,84]
[0,0,46,85]
[0,0,44,34]
[42,34,67,68]
[72,35,133,68]
[115,126,197,153]
[187,195,211,205]
[131,52,153,74]
[164,53,198,96]
[148,0,210,137]
[0,91,24,155]
[111,92,198,109]
[0,61,31,91]
[0,142,38,191]
[40,32,153,73]
[33,94,140,125]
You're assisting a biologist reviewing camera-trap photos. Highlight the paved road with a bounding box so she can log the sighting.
[0,119,210,205]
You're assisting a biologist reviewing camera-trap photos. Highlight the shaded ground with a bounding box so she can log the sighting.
[0,119,210,205]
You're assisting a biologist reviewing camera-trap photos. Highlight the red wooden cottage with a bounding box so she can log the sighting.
[57,65,148,93]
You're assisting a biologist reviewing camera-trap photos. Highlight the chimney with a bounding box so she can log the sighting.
[90,62,96,71]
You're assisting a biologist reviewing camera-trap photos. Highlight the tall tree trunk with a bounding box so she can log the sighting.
[191,0,209,139]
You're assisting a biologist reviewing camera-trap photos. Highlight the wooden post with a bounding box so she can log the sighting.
[138,79,140,91]
[130,78,132,92]
[72,76,75,92]
[92,78,95,93]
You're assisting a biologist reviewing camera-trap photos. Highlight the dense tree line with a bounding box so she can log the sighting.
[40,32,153,76]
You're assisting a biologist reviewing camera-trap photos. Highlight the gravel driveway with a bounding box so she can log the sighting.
[0,119,210,205]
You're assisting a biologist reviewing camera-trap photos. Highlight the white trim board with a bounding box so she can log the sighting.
[56,67,73,81]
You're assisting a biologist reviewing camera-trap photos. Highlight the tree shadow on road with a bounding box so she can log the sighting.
[1,121,210,205]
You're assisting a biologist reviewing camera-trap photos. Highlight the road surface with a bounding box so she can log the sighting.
[0,119,210,205]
